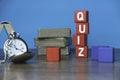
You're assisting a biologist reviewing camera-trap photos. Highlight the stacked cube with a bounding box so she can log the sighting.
[73,10,89,58]
[34,28,72,61]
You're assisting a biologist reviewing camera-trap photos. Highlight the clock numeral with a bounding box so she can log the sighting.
[10,52,12,54]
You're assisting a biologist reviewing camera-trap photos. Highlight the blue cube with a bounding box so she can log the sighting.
[98,47,114,62]
[91,46,100,60]
[91,46,109,61]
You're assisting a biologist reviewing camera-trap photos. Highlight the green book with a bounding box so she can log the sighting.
[34,37,72,47]
[38,28,71,38]
[36,46,46,55]
[61,47,70,55]
[36,46,70,55]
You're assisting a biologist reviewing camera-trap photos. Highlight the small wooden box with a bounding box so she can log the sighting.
[73,34,87,46]
[74,10,88,23]
[76,23,89,34]
[46,48,60,62]
[76,46,88,58]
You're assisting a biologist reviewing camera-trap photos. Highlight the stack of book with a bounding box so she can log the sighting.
[34,28,72,55]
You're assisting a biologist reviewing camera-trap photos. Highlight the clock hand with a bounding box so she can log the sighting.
[8,42,16,49]
[9,42,24,52]
[16,48,24,52]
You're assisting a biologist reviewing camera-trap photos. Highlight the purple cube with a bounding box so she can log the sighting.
[91,46,100,60]
[91,46,109,60]
[98,47,114,62]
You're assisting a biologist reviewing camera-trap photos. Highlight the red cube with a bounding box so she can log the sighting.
[74,10,88,23]
[76,46,88,58]
[73,34,86,46]
[76,23,89,34]
[46,48,60,62]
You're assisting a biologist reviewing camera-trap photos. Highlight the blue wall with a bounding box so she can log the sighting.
[0,0,120,48]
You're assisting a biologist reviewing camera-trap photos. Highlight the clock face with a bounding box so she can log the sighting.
[3,38,28,58]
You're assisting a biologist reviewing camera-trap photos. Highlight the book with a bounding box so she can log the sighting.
[38,28,71,38]
[34,37,72,47]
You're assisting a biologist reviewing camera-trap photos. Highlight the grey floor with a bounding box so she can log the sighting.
[0,48,120,80]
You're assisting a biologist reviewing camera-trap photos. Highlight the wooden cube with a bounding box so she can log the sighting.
[73,34,87,46]
[76,46,88,58]
[74,10,88,23]
[76,23,89,34]
[46,48,60,62]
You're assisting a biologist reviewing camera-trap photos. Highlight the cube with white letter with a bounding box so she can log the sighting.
[76,23,89,34]
[74,10,88,23]
[76,46,88,58]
